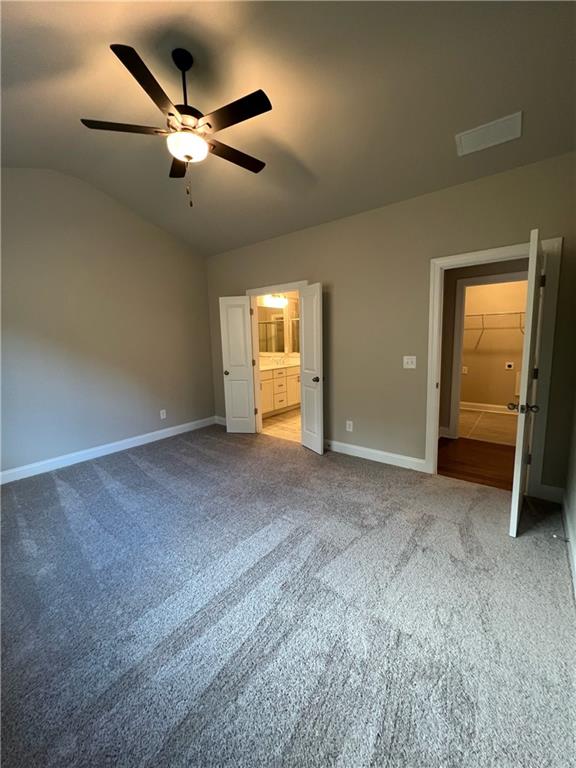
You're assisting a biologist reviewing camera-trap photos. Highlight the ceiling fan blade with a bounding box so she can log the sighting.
[169,158,187,178]
[208,139,265,173]
[81,119,168,135]
[199,90,271,132]
[110,44,181,120]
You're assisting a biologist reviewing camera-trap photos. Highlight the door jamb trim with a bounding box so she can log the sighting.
[425,238,562,477]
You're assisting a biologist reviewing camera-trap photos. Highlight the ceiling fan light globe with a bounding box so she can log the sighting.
[166,131,209,163]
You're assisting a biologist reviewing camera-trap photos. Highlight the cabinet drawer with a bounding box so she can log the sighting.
[286,367,300,378]
[260,369,273,381]
[273,379,286,394]
[273,368,286,380]
[274,393,287,409]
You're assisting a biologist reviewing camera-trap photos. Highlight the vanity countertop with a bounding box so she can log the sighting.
[259,359,301,372]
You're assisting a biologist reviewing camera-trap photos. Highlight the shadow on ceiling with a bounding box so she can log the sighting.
[257,137,317,194]
[2,22,84,88]
[140,21,230,99]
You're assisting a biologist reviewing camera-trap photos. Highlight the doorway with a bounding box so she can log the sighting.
[219,281,324,454]
[256,291,302,443]
[426,230,562,536]
[438,275,528,491]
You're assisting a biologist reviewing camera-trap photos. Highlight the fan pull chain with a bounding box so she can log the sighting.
[185,165,193,207]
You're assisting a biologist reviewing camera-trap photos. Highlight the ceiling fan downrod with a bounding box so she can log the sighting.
[171,48,194,106]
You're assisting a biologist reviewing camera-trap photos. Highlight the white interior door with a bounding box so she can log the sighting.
[219,296,256,433]
[509,229,544,537]
[300,283,324,454]
[250,296,263,433]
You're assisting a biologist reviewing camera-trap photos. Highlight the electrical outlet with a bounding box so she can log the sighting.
[462,365,468,374]
[403,355,417,369]
[346,420,353,432]
[505,361,514,370]
[160,409,167,420]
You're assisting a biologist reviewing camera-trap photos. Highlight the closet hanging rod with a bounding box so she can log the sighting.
[464,311,525,350]
[464,311,525,318]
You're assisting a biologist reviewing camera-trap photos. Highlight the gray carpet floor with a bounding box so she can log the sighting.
[2,425,575,767]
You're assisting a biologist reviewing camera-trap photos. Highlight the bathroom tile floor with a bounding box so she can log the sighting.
[261,409,301,443]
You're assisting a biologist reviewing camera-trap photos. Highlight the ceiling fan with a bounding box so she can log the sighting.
[81,45,272,184]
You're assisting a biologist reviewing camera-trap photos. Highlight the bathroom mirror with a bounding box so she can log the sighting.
[257,292,300,354]
[258,307,285,352]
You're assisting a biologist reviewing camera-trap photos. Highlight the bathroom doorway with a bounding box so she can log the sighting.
[219,281,324,454]
[257,291,302,443]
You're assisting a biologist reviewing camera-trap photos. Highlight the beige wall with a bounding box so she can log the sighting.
[207,152,576,488]
[461,281,527,406]
[2,169,214,470]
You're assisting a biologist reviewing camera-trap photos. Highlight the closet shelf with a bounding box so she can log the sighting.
[464,311,525,350]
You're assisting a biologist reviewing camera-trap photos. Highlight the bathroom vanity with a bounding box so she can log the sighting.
[259,360,301,415]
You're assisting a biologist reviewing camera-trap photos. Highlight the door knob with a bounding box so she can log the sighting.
[312,376,320,382]
[520,403,540,414]
[224,370,230,376]
[509,402,539,414]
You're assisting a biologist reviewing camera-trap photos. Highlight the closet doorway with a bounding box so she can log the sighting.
[427,229,563,537]
[438,273,528,491]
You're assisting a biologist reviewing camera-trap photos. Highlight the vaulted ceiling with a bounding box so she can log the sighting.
[2,2,575,255]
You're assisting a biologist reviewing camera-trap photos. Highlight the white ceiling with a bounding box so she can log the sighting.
[2,2,575,256]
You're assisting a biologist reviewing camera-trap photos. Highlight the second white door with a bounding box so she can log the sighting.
[300,283,324,454]
[219,296,256,433]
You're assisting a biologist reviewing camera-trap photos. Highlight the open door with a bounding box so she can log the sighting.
[509,229,544,537]
[300,283,324,454]
[250,296,263,433]
[219,296,256,433]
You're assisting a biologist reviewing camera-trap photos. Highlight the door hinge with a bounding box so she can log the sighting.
[250,308,254,316]
[532,367,539,379]
[252,359,256,367]
[540,274,546,288]
[254,407,258,415]
[526,453,532,465]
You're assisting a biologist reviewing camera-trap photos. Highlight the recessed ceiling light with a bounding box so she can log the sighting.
[455,111,523,156]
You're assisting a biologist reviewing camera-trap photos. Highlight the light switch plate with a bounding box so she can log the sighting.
[403,355,417,369]
[462,366,468,374]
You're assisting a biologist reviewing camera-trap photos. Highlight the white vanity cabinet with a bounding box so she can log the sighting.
[260,369,275,413]
[260,365,300,415]
[286,370,301,407]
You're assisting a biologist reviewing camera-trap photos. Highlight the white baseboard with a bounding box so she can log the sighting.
[460,401,514,415]
[214,415,226,426]
[326,439,429,473]
[1,416,217,484]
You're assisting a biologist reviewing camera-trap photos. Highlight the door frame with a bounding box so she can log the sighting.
[425,237,562,503]
[246,281,309,435]
[444,270,528,439]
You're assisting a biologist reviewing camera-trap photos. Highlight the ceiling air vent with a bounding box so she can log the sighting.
[455,111,522,157]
